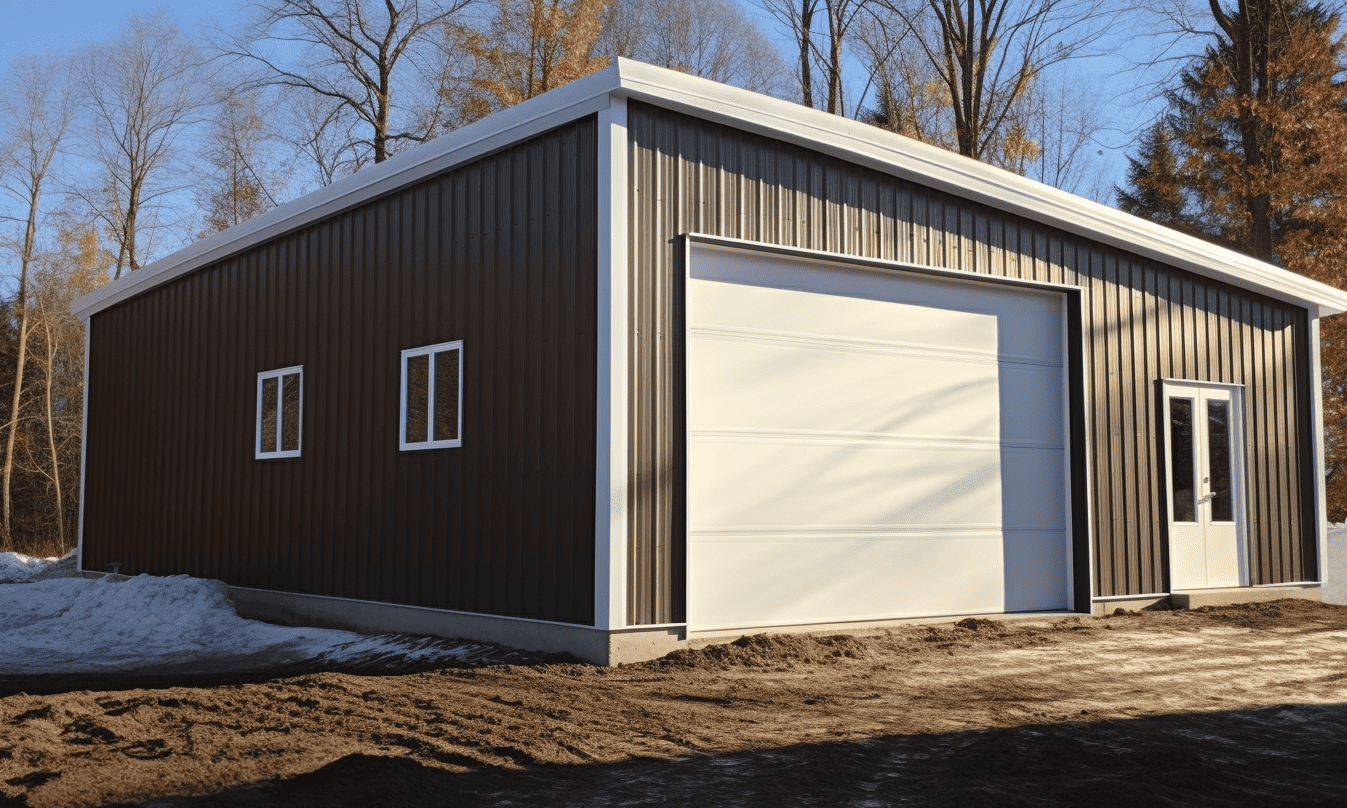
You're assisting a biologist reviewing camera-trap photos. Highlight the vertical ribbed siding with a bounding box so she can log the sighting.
[625,103,1315,621]
[82,117,598,625]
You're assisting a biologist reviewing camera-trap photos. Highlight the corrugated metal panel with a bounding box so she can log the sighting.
[626,103,1316,621]
[82,117,599,625]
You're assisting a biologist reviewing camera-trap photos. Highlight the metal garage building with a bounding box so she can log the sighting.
[73,59,1347,664]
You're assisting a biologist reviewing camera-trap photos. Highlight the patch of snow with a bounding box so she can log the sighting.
[0,549,77,583]
[0,571,505,676]
[314,633,509,668]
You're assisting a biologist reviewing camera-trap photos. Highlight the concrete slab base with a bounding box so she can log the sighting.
[227,585,687,666]
[1090,596,1172,616]
[1171,584,1321,610]
[1326,525,1347,605]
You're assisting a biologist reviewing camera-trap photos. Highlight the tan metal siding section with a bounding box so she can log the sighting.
[82,117,598,625]
[626,103,1316,622]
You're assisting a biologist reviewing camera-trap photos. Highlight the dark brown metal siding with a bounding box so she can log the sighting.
[82,117,598,625]
[626,102,1316,622]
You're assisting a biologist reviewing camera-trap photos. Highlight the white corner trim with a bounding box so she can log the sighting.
[609,60,1347,315]
[595,96,629,630]
[1310,315,1329,582]
[71,65,624,320]
[75,325,90,572]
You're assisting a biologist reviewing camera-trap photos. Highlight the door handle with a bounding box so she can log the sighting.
[1197,492,1215,505]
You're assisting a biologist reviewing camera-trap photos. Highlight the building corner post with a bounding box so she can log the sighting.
[595,94,630,632]
[1309,313,1330,582]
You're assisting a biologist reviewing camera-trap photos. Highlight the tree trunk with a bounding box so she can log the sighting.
[39,325,63,545]
[2,206,36,542]
[1211,0,1276,260]
[827,1,843,115]
[125,175,142,273]
[799,0,814,108]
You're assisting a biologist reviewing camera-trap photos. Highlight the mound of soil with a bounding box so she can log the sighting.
[649,632,874,670]
[3,599,1347,808]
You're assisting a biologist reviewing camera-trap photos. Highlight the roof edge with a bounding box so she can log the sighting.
[71,63,624,319]
[73,58,1347,318]
[610,59,1347,316]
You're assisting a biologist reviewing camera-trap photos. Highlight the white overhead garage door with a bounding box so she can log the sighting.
[687,246,1069,631]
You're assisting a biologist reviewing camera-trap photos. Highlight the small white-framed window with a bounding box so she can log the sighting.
[256,365,303,459]
[400,341,463,450]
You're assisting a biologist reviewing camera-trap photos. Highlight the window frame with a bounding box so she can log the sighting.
[399,340,464,451]
[255,365,304,460]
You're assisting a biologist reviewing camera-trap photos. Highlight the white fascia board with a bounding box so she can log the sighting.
[609,59,1347,315]
[73,57,1347,318]
[71,63,627,319]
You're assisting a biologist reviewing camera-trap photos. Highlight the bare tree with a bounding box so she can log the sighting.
[1021,73,1110,199]
[602,0,789,95]
[759,0,870,112]
[77,10,211,279]
[0,55,74,544]
[856,13,956,144]
[870,0,1125,163]
[198,85,286,235]
[212,0,474,165]
[459,0,610,117]
[275,87,371,189]
[24,223,107,549]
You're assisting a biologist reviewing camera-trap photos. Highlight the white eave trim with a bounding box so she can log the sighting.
[611,60,1347,316]
[73,58,1347,319]
[71,65,623,319]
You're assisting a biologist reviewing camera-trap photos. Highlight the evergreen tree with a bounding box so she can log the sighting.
[1115,121,1208,238]
[1118,0,1347,519]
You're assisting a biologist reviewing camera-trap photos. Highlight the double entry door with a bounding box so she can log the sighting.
[1162,381,1247,590]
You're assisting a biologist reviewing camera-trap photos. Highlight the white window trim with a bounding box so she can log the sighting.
[400,341,464,451]
[256,365,304,459]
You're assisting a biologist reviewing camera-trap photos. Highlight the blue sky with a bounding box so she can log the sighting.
[0,0,1173,201]
[0,0,239,63]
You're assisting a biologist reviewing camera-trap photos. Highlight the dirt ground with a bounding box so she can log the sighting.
[4,600,1347,807]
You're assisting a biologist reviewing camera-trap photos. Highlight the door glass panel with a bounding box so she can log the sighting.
[1170,397,1196,522]
[1207,399,1233,521]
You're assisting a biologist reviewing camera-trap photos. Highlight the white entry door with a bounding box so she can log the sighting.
[1163,381,1246,590]
[686,246,1070,631]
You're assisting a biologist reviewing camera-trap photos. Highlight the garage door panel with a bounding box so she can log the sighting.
[689,438,1002,528]
[1001,449,1068,530]
[691,251,1061,361]
[690,534,1006,628]
[1003,530,1071,611]
[690,279,1000,356]
[985,292,1066,363]
[998,364,1067,446]
[686,247,1070,630]
[689,336,1001,439]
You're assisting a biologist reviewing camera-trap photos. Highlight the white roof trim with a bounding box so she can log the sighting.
[610,59,1347,316]
[71,64,622,319]
[74,57,1347,318]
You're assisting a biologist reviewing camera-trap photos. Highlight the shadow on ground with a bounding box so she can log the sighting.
[112,702,1347,808]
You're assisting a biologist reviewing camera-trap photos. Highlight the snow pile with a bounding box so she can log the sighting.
[314,633,505,668]
[0,549,77,583]
[0,570,505,676]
